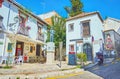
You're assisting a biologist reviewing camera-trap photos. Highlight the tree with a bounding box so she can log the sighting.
[65,0,83,17]
[46,16,66,60]
[52,16,66,48]
[47,16,66,47]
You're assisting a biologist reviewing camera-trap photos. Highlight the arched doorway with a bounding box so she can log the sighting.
[83,43,93,61]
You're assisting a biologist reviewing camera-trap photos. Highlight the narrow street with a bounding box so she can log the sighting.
[87,60,120,79]
[47,59,120,79]
[46,70,103,79]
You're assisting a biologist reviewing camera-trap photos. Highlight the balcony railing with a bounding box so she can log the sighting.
[37,33,44,42]
[17,24,30,36]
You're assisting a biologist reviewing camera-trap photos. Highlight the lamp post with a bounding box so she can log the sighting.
[91,36,94,63]
[59,42,63,68]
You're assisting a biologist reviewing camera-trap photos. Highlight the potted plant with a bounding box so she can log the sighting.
[77,52,87,67]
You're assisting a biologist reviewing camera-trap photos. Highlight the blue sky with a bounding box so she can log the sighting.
[16,0,120,20]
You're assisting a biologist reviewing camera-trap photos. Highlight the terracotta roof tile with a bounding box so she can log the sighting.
[66,12,103,22]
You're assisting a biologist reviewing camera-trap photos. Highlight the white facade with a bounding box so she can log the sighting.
[66,12,103,61]
[104,17,120,34]
[0,0,47,59]
[103,17,120,57]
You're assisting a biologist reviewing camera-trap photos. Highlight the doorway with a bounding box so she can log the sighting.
[83,43,93,61]
[15,41,24,56]
[36,44,41,56]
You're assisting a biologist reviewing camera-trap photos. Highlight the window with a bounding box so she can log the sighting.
[0,15,3,28]
[69,45,74,51]
[37,23,42,34]
[38,27,42,34]
[7,43,13,52]
[82,21,90,37]
[19,11,28,27]
[68,23,74,32]
[30,46,33,52]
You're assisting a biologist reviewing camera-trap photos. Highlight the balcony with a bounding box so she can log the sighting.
[17,24,30,36]
[37,33,44,42]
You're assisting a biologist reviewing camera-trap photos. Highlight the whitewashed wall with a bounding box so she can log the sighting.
[0,1,18,56]
[66,13,103,59]
[0,1,47,57]
[104,18,120,32]
[27,17,38,40]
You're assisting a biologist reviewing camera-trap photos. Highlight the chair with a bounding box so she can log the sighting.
[23,55,28,63]
[17,56,23,64]
[0,56,7,64]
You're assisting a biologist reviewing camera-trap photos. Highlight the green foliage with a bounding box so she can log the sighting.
[76,65,81,68]
[65,0,83,17]
[16,77,20,79]
[3,66,12,69]
[47,16,66,48]
[77,52,87,67]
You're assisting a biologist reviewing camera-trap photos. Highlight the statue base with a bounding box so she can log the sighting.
[46,42,55,64]
[46,51,54,64]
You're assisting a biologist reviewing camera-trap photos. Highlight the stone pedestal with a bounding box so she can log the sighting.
[46,51,54,64]
[46,42,55,64]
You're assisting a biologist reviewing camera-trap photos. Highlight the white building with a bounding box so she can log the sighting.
[104,17,120,34]
[0,0,48,63]
[103,17,120,57]
[66,12,104,62]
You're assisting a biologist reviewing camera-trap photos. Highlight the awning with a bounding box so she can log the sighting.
[16,34,29,42]
[28,39,46,45]
[6,33,46,45]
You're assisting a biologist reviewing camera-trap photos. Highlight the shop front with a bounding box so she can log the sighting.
[7,33,46,63]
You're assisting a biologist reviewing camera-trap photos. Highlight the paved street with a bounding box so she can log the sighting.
[46,71,103,79]
[46,58,120,79]
[87,59,120,79]
[0,61,83,79]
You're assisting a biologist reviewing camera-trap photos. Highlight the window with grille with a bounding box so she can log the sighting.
[69,45,74,51]
[0,15,3,28]
[82,21,90,37]
[68,23,74,32]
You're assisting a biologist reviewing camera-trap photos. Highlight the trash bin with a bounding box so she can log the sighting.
[68,52,76,65]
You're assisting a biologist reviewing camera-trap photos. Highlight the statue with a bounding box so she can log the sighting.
[50,27,55,42]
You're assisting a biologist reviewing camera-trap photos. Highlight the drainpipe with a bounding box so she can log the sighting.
[3,3,11,56]
[75,40,77,64]
[91,36,94,63]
